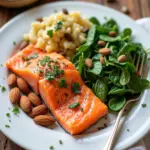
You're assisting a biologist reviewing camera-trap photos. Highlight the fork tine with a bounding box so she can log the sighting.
[136,54,140,71]
[139,54,145,76]
[132,54,136,64]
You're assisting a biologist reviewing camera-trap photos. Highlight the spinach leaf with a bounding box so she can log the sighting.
[96,26,112,34]
[109,69,121,86]
[77,45,89,52]
[78,53,85,75]
[87,61,102,75]
[99,35,121,42]
[110,45,118,54]
[120,69,130,85]
[118,43,136,56]
[86,25,97,46]
[103,19,119,32]
[77,25,96,52]
[90,17,100,25]
[128,74,150,93]
[108,55,118,63]
[119,62,135,73]
[72,51,81,64]
[121,28,132,40]
[108,96,126,111]
[108,86,134,95]
[92,54,101,61]
[93,79,108,102]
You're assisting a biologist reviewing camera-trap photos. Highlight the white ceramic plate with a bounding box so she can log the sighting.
[0,1,150,150]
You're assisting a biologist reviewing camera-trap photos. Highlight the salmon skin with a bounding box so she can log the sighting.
[6,45,108,135]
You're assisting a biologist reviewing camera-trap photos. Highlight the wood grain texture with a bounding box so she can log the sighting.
[0,0,150,149]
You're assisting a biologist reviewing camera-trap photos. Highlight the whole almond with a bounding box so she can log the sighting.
[33,115,55,126]
[109,31,117,37]
[99,48,111,56]
[100,56,105,64]
[118,55,128,63]
[28,92,41,106]
[29,105,48,118]
[9,87,21,104]
[85,58,93,68]
[7,74,17,86]
[17,78,30,94]
[20,96,32,113]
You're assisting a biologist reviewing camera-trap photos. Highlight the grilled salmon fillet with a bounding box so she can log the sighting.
[6,45,108,135]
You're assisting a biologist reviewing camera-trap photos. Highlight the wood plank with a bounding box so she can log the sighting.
[140,0,150,17]
[127,0,141,19]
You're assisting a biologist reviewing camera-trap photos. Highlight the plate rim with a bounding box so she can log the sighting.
[0,1,150,150]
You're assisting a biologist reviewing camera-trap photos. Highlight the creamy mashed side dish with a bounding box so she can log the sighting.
[24,11,91,60]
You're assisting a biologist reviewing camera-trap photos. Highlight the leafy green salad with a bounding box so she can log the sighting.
[72,17,150,112]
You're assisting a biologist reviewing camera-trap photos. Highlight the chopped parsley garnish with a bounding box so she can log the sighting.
[45,72,55,81]
[50,146,54,150]
[58,79,68,88]
[25,61,31,67]
[55,21,63,31]
[59,140,63,145]
[6,113,11,118]
[80,108,83,112]
[45,65,64,81]
[68,102,80,109]
[127,129,130,132]
[9,120,11,123]
[39,56,51,66]
[1,86,6,93]
[13,41,16,45]
[53,66,64,77]
[47,30,53,38]
[5,125,10,128]
[12,107,20,115]
[142,103,147,108]
[23,53,38,61]
[71,82,81,94]
[0,64,3,67]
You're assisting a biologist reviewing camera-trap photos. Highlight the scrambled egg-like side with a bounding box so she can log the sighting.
[24,11,91,60]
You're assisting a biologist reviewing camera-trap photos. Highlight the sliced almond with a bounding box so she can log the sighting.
[20,96,32,113]
[33,115,55,126]
[29,105,48,118]
[17,78,30,94]
[28,92,41,106]
[7,74,17,86]
[9,87,21,104]
[99,48,111,56]
[118,55,128,63]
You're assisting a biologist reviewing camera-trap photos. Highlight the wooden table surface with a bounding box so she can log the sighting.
[0,0,150,150]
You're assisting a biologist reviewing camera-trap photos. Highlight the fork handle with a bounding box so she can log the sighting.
[103,101,129,150]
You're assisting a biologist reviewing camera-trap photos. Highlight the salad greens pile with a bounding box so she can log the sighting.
[72,17,150,111]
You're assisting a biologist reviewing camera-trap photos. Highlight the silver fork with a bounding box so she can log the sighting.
[103,53,146,150]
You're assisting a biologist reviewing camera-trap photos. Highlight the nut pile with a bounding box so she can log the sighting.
[8,73,55,127]
[84,31,128,68]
